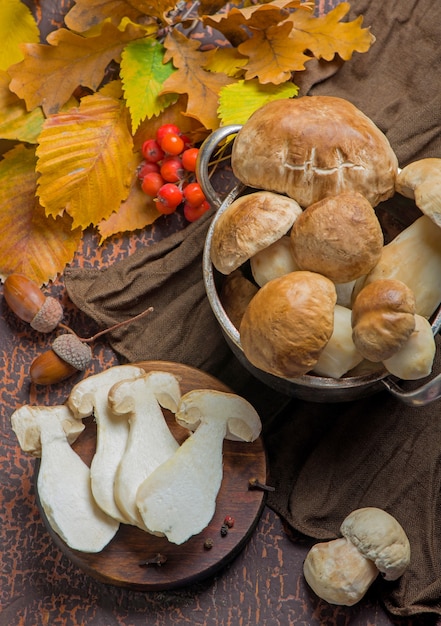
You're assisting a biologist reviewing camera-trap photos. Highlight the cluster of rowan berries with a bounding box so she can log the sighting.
[138,124,210,222]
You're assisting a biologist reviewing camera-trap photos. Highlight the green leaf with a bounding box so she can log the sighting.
[0,70,44,143]
[121,38,178,132]
[0,0,40,71]
[218,79,299,125]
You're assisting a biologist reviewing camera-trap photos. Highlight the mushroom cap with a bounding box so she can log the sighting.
[175,389,262,442]
[108,370,181,415]
[210,191,302,275]
[383,314,436,380]
[219,269,259,329]
[395,158,441,228]
[231,96,398,208]
[340,507,411,581]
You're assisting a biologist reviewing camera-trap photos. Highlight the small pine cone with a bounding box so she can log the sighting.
[52,334,92,371]
[30,296,63,333]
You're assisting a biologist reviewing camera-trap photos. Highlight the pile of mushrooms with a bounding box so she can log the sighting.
[10,365,262,552]
[303,507,411,606]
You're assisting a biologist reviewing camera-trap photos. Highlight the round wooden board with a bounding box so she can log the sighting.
[36,361,268,590]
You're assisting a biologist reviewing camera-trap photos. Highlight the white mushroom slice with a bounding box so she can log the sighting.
[11,403,84,457]
[353,215,441,318]
[312,305,363,378]
[383,314,436,380]
[136,390,262,545]
[250,235,299,287]
[110,371,181,529]
[303,507,411,606]
[67,365,145,524]
[395,158,441,227]
[11,405,119,553]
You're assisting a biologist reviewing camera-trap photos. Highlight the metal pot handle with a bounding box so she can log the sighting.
[381,306,441,406]
[196,125,243,209]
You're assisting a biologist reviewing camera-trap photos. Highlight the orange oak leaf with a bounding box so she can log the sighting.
[36,93,137,230]
[161,29,235,130]
[0,144,82,285]
[64,0,145,30]
[8,21,147,115]
[97,171,160,242]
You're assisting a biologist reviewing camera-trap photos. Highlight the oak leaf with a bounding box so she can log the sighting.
[8,21,149,115]
[0,145,82,285]
[97,172,160,242]
[218,79,298,125]
[121,38,178,132]
[0,0,40,71]
[0,71,44,143]
[161,29,234,130]
[203,47,248,78]
[64,0,146,30]
[36,93,137,230]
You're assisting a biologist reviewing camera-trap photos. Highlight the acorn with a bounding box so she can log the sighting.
[4,273,63,332]
[30,334,92,385]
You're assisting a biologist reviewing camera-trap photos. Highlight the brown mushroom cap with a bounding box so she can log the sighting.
[239,270,337,378]
[395,158,441,227]
[340,507,411,581]
[351,278,416,362]
[231,96,398,208]
[290,191,384,283]
[219,269,259,329]
[210,191,302,275]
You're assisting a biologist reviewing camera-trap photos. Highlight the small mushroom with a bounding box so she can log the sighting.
[250,235,299,287]
[67,364,146,524]
[136,389,262,545]
[383,314,436,380]
[303,507,411,606]
[10,404,119,553]
[109,371,181,529]
[395,158,441,227]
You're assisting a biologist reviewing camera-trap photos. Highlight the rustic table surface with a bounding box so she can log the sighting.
[1,1,439,625]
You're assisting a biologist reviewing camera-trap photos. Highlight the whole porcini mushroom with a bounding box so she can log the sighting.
[303,507,411,606]
[136,389,262,545]
[395,158,441,227]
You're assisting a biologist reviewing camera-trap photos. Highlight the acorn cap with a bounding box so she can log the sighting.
[30,296,63,333]
[52,334,92,371]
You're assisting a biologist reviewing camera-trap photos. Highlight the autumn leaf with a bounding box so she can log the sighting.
[0,145,82,285]
[97,172,160,242]
[161,29,234,130]
[218,79,298,125]
[64,0,146,30]
[125,0,177,21]
[121,38,178,132]
[8,21,149,115]
[203,46,248,78]
[0,71,44,143]
[285,2,375,62]
[36,93,137,230]
[0,0,40,71]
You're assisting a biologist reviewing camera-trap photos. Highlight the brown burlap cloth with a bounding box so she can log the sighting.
[65,0,441,617]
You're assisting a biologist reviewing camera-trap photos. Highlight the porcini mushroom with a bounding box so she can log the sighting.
[303,507,411,606]
[67,364,146,524]
[250,235,299,287]
[11,405,119,553]
[109,371,181,529]
[395,158,441,227]
[383,314,436,380]
[136,389,262,545]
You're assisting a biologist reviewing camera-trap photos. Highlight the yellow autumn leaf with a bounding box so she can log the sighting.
[8,21,148,115]
[36,94,137,230]
[0,0,40,71]
[161,30,235,131]
[218,79,298,125]
[203,47,248,78]
[97,172,160,242]
[0,70,44,143]
[0,145,82,285]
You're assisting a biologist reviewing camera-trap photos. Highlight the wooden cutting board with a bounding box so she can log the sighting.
[36,361,268,590]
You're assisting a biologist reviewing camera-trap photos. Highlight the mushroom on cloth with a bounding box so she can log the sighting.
[67,364,146,524]
[136,389,261,545]
[303,507,411,606]
[11,405,119,553]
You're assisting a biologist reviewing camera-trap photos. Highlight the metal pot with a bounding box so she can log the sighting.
[197,125,441,405]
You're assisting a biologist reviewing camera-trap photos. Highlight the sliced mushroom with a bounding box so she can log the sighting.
[109,371,181,530]
[11,405,119,553]
[303,507,410,606]
[395,158,441,227]
[67,364,146,524]
[136,389,262,545]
